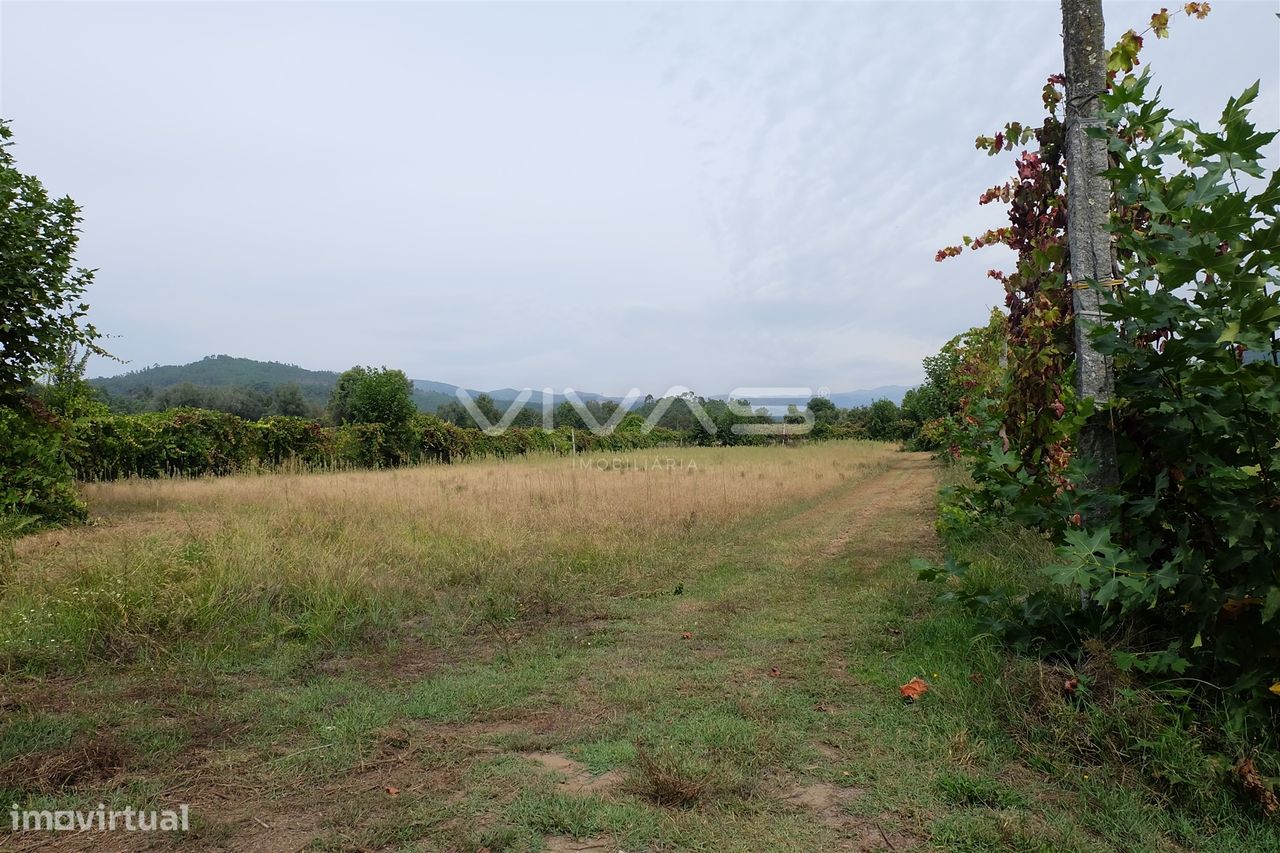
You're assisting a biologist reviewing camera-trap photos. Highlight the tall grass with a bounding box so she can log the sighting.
[2,442,894,673]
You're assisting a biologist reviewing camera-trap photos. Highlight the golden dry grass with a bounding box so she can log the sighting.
[3,442,897,671]
[22,442,893,577]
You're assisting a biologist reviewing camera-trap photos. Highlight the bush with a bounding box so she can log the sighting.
[0,399,84,523]
[74,408,258,480]
[255,416,335,467]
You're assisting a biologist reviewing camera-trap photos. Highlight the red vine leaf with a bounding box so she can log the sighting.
[899,677,930,702]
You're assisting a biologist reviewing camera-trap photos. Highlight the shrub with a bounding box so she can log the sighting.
[255,416,335,467]
[0,399,84,523]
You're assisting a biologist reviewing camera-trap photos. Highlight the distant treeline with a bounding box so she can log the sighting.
[98,381,323,420]
[10,359,938,515]
[70,396,932,482]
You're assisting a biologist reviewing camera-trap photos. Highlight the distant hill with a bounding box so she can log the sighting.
[417,381,615,408]
[89,356,911,414]
[89,355,453,411]
[713,386,909,408]
[828,386,910,407]
[91,355,339,395]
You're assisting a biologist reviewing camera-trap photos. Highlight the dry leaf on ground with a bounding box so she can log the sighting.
[899,677,930,702]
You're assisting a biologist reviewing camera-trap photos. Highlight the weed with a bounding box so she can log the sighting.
[632,743,715,807]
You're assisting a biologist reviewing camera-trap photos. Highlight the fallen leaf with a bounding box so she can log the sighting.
[385,786,400,796]
[1064,677,1080,696]
[899,677,930,702]
[680,631,692,640]
[769,666,782,678]
[1270,682,1280,696]
[1236,757,1279,816]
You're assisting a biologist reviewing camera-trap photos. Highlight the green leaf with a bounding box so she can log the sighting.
[1263,588,1280,624]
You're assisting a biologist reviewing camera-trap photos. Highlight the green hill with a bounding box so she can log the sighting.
[89,355,455,414]
[91,355,339,395]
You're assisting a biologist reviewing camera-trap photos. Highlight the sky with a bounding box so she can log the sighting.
[2,0,1277,395]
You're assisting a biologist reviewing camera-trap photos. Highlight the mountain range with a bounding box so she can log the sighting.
[88,355,910,411]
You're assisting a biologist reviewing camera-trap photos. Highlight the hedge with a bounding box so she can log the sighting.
[69,409,686,481]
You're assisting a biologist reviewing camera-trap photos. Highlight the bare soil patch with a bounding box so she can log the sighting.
[541,837,621,852]
[523,751,625,794]
[772,778,921,851]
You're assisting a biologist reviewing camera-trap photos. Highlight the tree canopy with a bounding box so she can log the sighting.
[0,120,102,401]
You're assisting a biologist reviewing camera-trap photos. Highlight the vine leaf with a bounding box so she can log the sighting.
[1151,8,1171,38]
[899,677,930,702]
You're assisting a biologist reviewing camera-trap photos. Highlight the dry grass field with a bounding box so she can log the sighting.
[5,444,891,674]
[2,442,1275,851]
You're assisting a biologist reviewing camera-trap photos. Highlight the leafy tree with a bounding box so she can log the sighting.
[271,383,312,417]
[0,121,108,524]
[553,400,587,430]
[615,412,646,433]
[472,393,503,426]
[435,399,470,427]
[864,400,902,440]
[509,406,541,429]
[632,392,709,433]
[33,341,108,421]
[327,366,415,428]
[807,397,839,427]
[0,121,105,401]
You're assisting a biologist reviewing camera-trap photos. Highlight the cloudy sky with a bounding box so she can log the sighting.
[2,1,1276,394]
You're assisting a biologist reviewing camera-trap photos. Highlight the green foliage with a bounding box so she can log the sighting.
[0,401,84,524]
[864,399,906,440]
[0,120,103,401]
[328,366,416,429]
[806,396,839,426]
[903,311,1007,452]
[0,122,104,526]
[74,408,262,479]
[93,354,336,396]
[32,342,109,422]
[69,409,689,480]
[1079,73,1280,705]
[922,509,1280,819]
[148,382,273,419]
[270,383,312,417]
[552,399,587,431]
[925,41,1280,718]
[256,415,334,467]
